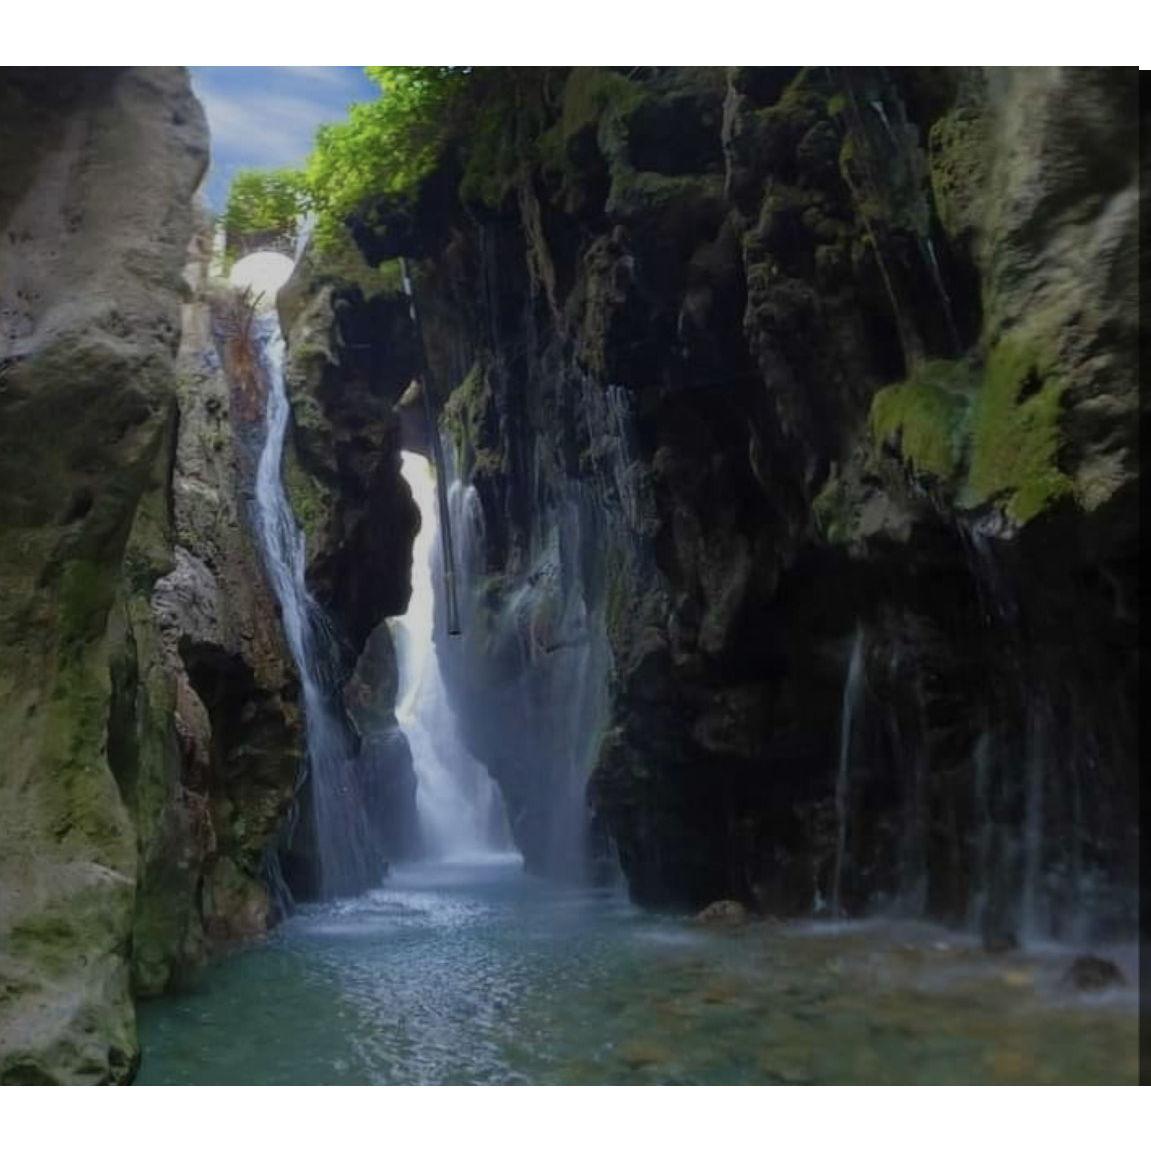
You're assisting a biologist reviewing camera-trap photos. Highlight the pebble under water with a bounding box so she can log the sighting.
[137,858,1137,1085]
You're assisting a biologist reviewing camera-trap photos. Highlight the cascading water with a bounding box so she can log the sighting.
[393,451,511,859]
[1019,702,1050,944]
[920,236,961,353]
[251,306,383,898]
[830,627,866,917]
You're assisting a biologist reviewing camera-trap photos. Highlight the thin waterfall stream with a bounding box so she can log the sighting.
[251,305,382,898]
[830,627,865,917]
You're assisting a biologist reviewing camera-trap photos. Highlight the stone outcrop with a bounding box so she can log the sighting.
[0,68,208,1083]
[0,62,1139,1084]
[125,243,304,993]
[275,244,422,881]
[0,69,303,1085]
[341,66,1139,940]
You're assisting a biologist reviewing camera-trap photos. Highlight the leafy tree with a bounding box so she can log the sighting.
[223,168,309,247]
[305,67,470,247]
[222,68,555,259]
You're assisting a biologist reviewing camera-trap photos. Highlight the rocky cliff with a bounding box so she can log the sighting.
[341,67,1139,939]
[0,62,1139,1084]
[276,245,422,884]
[0,68,305,1084]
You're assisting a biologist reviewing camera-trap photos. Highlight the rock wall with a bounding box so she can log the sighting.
[0,68,303,1084]
[276,247,422,882]
[0,67,207,1083]
[343,66,1139,937]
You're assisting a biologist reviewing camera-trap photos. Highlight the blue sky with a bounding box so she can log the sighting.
[190,67,377,208]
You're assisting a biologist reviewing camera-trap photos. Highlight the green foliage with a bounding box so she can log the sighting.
[306,67,469,247]
[224,168,309,248]
[869,359,973,481]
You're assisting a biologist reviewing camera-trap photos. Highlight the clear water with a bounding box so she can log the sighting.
[136,858,1137,1085]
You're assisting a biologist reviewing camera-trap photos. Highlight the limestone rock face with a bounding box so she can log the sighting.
[0,68,208,1084]
[343,67,1138,935]
[278,249,421,658]
[0,67,304,1086]
[274,246,422,882]
[126,245,303,993]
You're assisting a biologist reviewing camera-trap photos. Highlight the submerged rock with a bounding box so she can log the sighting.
[1061,955,1126,992]
[695,900,752,927]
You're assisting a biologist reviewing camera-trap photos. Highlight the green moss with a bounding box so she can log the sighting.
[607,169,725,221]
[537,68,644,203]
[283,442,331,546]
[8,882,130,981]
[555,68,642,149]
[443,359,504,479]
[58,559,117,656]
[928,101,991,245]
[460,84,548,210]
[967,338,1072,523]
[308,230,404,296]
[869,359,973,481]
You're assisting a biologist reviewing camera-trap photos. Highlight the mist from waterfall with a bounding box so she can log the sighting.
[252,310,383,898]
[393,451,512,860]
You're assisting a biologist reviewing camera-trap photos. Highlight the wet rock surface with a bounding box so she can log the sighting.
[273,244,423,888]
[340,67,1138,936]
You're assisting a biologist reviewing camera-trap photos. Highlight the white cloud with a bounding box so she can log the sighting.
[193,84,338,167]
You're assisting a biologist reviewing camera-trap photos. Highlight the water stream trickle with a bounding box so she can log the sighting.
[831,627,866,917]
[252,311,382,898]
[921,236,962,352]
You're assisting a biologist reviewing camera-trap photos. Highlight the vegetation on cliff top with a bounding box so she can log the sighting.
[225,68,473,253]
[223,168,309,248]
[224,68,647,254]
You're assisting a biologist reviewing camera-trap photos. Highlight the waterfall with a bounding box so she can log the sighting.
[1019,703,1050,943]
[921,236,961,352]
[830,627,866,917]
[968,729,993,933]
[895,674,929,917]
[393,451,511,859]
[252,311,383,898]
[869,98,897,142]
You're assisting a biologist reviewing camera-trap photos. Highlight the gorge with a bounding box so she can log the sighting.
[0,65,1140,1085]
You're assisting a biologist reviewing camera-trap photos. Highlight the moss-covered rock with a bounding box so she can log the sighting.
[965,338,1071,523]
[870,359,973,482]
[0,67,207,1085]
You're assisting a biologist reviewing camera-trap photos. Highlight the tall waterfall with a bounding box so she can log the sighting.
[252,311,383,898]
[393,451,511,859]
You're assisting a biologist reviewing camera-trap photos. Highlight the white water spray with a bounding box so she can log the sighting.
[394,451,510,859]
